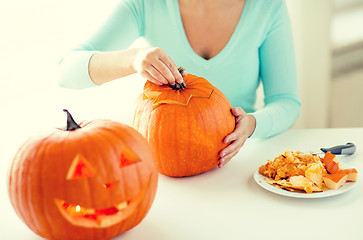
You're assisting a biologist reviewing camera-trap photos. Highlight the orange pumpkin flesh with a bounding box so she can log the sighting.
[322,152,341,174]
[8,110,158,240]
[132,71,236,177]
[337,168,358,182]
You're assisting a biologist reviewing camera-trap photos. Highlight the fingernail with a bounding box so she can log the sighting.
[225,139,229,143]
[220,152,225,157]
[219,159,225,167]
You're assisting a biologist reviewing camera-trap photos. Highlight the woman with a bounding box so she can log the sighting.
[59,0,301,168]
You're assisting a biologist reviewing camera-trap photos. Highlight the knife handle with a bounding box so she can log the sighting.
[320,142,356,155]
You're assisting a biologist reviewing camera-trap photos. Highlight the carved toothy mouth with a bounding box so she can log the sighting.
[55,176,152,228]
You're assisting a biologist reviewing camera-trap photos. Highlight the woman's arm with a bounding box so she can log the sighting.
[88,47,183,86]
[218,1,300,167]
[88,49,138,86]
[251,0,301,138]
[58,0,183,89]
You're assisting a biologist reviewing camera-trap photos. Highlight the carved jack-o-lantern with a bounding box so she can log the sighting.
[8,110,158,240]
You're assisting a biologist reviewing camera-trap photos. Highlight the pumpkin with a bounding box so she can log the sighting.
[132,68,235,177]
[8,110,158,240]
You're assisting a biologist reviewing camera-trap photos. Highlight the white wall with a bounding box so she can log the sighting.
[0,0,119,98]
[285,0,332,129]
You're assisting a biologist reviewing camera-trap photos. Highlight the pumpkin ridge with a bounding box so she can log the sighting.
[197,94,218,173]
[173,106,182,176]
[140,100,154,138]
[18,139,41,235]
[84,126,115,206]
[155,108,167,174]
[37,133,60,238]
[129,163,145,229]
[214,88,235,135]
[74,129,96,212]
[199,99,213,173]
[132,96,145,133]
[10,141,29,229]
[95,127,127,204]
[182,101,191,175]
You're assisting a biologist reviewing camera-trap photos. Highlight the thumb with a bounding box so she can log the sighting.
[231,107,247,117]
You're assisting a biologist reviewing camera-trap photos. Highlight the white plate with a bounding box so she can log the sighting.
[254,162,357,199]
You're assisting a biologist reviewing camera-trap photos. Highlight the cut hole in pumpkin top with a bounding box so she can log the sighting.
[66,154,95,180]
[143,75,214,107]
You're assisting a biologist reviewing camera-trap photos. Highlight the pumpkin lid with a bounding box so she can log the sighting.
[143,74,214,107]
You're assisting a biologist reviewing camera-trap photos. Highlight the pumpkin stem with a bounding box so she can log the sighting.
[170,67,187,90]
[178,67,185,75]
[63,109,81,131]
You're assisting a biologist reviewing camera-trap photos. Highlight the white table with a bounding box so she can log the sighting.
[1,86,362,240]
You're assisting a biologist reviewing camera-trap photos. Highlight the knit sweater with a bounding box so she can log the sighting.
[58,0,301,138]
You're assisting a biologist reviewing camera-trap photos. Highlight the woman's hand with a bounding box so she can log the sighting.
[218,107,256,168]
[133,47,186,86]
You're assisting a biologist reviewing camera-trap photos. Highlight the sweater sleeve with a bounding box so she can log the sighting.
[250,1,301,138]
[58,0,144,89]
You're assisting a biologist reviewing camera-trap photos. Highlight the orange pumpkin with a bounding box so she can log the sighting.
[132,70,235,177]
[8,110,158,240]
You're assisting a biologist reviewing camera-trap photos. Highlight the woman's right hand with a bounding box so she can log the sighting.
[133,47,186,86]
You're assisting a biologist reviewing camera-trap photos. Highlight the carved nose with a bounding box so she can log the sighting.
[103,182,116,190]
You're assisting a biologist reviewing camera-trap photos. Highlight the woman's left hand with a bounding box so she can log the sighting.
[218,107,256,168]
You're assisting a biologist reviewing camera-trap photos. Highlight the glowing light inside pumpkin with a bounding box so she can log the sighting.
[120,154,133,167]
[59,200,127,220]
[54,175,153,228]
[103,183,114,190]
[61,202,88,217]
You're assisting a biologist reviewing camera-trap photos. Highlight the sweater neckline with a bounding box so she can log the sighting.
[171,0,251,66]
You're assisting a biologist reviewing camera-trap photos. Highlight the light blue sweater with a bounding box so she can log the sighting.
[59,0,301,139]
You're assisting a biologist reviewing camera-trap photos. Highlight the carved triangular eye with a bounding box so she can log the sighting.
[120,147,141,168]
[66,154,96,180]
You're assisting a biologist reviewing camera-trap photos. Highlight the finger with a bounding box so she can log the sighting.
[147,65,169,85]
[220,139,246,166]
[223,132,238,144]
[223,122,244,143]
[152,59,176,85]
[220,138,245,158]
[218,146,241,168]
[140,69,165,86]
[218,149,239,168]
[231,107,247,117]
[181,71,188,77]
[163,56,184,84]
